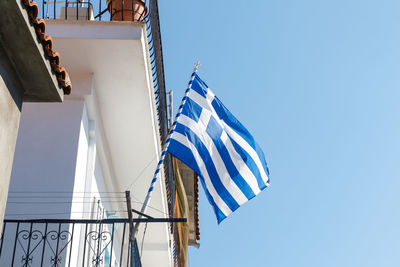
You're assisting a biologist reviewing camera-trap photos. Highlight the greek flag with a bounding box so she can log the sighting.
[167,73,270,223]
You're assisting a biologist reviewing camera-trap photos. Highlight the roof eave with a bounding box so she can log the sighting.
[0,0,71,102]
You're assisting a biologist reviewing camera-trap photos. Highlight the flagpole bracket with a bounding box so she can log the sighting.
[131,208,153,219]
[133,217,187,223]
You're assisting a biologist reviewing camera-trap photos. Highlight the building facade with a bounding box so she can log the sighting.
[0,1,198,266]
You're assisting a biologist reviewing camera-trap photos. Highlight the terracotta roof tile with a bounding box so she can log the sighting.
[22,0,71,95]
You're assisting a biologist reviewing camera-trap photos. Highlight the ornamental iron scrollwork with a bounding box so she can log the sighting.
[15,227,72,267]
[1,220,133,266]
[45,230,72,267]
[85,226,112,267]
[17,230,44,267]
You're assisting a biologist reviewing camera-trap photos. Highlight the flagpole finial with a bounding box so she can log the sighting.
[193,61,201,73]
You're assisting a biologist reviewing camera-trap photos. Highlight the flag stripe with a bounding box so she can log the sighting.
[188,88,270,185]
[187,88,214,112]
[219,131,262,195]
[179,112,250,203]
[211,98,258,150]
[221,121,270,185]
[211,98,270,183]
[173,123,241,211]
[168,139,227,222]
[169,131,233,217]
[174,120,246,207]
[230,137,268,191]
[206,115,257,199]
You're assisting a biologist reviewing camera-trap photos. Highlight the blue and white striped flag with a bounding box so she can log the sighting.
[167,73,270,223]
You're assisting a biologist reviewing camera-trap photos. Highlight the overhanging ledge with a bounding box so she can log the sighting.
[0,0,66,102]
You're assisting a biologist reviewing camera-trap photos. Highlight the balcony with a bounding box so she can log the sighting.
[29,0,174,235]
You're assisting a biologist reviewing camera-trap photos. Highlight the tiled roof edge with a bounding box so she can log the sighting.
[22,0,71,95]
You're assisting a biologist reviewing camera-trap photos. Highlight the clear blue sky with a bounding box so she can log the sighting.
[159,1,400,266]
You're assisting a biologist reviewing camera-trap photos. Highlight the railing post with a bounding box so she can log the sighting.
[119,223,126,267]
[65,0,68,20]
[54,223,61,264]
[76,0,79,20]
[25,223,34,266]
[132,0,135,21]
[40,223,48,267]
[81,223,88,267]
[110,0,113,21]
[0,222,5,258]
[99,0,102,21]
[87,0,91,20]
[125,191,134,267]
[11,222,20,266]
[122,0,124,20]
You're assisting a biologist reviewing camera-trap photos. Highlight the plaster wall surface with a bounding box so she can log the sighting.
[6,100,84,219]
[0,45,23,233]
[0,0,70,234]
[4,97,120,266]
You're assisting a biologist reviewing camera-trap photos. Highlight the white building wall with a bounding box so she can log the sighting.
[7,100,85,218]
[6,73,113,219]
[5,21,174,266]
[5,95,126,266]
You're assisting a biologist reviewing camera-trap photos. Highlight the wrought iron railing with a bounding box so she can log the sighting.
[37,0,147,21]
[0,218,141,267]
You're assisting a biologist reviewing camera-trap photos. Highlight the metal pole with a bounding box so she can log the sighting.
[125,191,134,267]
[131,63,200,240]
[167,90,173,129]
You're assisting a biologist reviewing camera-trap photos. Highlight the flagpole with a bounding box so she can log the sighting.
[132,62,201,240]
